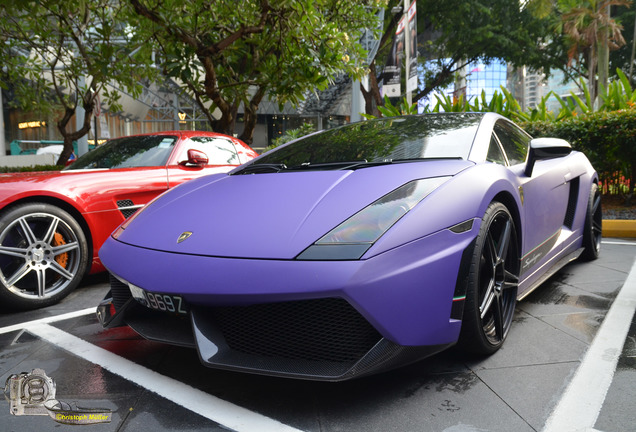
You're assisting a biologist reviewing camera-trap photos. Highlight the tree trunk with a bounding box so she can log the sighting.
[361,60,382,117]
[588,45,597,107]
[239,86,266,145]
[55,95,95,165]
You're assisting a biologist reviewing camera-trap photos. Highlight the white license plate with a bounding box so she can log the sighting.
[129,284,188,314]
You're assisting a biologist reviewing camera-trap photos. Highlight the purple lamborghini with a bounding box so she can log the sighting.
[97,113,601,381]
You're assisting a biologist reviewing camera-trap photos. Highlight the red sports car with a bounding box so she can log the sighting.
[0,131,258,310]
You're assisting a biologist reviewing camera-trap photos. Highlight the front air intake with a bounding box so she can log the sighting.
[211,298,382,363]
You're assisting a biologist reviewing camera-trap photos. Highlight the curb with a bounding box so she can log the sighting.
[602,220,636,238]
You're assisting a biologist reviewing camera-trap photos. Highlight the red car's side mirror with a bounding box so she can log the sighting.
[181,149,208,167]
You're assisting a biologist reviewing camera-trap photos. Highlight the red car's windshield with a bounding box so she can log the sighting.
[64,135,178,170]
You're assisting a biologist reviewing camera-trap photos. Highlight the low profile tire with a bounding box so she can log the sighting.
[0,203,89,310]
[458,202,520,355]
[581,183,602,261]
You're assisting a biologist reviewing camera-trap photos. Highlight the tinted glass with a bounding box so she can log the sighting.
[251,114,482,169]
[184,137,239,165]
[66,135,177,170]
[487,135,507,165]
[493,121,530,165]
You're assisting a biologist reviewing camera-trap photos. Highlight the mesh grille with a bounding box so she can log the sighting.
[109,273,132,308]
[211,298,382,364]
[116,200,139,219]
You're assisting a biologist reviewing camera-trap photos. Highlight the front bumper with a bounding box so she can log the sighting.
[98,222,479,380]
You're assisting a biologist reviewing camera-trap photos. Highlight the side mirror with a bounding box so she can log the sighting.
[525,138,571,177]
[180,149,208,167]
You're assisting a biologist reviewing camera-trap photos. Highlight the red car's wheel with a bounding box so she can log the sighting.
[459,202,520,355]
[0,203,89,310]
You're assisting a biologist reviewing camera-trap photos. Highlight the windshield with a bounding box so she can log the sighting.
[241,113,482,172]
[64,135,177,170]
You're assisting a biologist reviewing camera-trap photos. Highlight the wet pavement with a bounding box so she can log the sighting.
[1,240,635,432]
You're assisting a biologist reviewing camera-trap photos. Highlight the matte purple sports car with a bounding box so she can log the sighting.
[97,113,601,381]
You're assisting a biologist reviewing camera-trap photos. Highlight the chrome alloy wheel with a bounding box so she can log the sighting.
[0,211,82,301]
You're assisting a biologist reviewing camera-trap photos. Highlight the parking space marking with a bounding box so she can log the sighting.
[602,240,636,246]
[0,307,94,335]
[542,257,636,432]
[26,322,304,432]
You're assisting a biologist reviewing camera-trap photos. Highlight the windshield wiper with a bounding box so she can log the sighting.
[284,160,368,171]
[233,163,287,175]
[338,157,465,170]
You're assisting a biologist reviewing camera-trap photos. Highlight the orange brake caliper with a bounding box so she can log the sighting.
[52,232,69,268]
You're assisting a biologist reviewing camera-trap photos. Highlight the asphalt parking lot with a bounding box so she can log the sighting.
[1,239,635,432]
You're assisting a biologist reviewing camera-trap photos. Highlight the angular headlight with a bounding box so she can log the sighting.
[296,177,450,260]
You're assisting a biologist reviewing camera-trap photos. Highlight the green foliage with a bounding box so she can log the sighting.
[266,122,317,151]
[409,0,569,103]
[362,96,419,119]
[521,110,636,201]
[0,165,63,173]
[128,0,380,140]
[0,0,155,164]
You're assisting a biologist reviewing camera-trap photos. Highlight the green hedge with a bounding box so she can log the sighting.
[0,165,64,173]
[521,109,636,197]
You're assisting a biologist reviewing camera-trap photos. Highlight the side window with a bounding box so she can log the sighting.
[486,135,507,165]
[493,121,530,165]
[185,137,240,165]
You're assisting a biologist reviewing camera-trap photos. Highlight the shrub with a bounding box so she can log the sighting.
[521,110,636,203]
[0,165,63,173]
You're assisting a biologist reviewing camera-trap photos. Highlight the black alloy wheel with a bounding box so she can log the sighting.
[0,203,89,310]
[459,201,520,355]
[581,182,602,261]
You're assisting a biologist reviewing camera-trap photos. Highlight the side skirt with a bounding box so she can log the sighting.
[517,247,584,301]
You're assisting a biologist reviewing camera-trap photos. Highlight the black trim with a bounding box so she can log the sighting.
[451,237,477,320]
[564,177,580,228]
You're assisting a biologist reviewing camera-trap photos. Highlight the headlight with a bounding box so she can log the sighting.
[296,177,450,260]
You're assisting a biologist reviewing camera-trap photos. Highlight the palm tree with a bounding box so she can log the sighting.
[558,0,631,104]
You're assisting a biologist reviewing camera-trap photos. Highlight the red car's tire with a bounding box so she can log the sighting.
[0,203,89,310]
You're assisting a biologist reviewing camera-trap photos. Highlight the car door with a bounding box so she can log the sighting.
[493,120,571,276]
[167,135,243,187]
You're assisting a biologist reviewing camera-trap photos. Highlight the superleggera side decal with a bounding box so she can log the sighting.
[520,229,562,276]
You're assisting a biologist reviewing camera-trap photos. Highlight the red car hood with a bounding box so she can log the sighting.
[0,168,165,210]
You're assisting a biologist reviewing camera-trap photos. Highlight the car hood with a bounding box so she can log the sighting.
[115,160,473,259]
[0,170,86,201]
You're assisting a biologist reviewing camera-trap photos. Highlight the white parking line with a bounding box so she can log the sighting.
[26,323,304,432]
[542,257,636,432]
[0,307,94,335]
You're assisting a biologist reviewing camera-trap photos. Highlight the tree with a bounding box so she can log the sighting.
[607,3,636,83]
[127,0,381,144]
[557,0,631,104]
[362,0,572,115]
[0,0,154,165]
